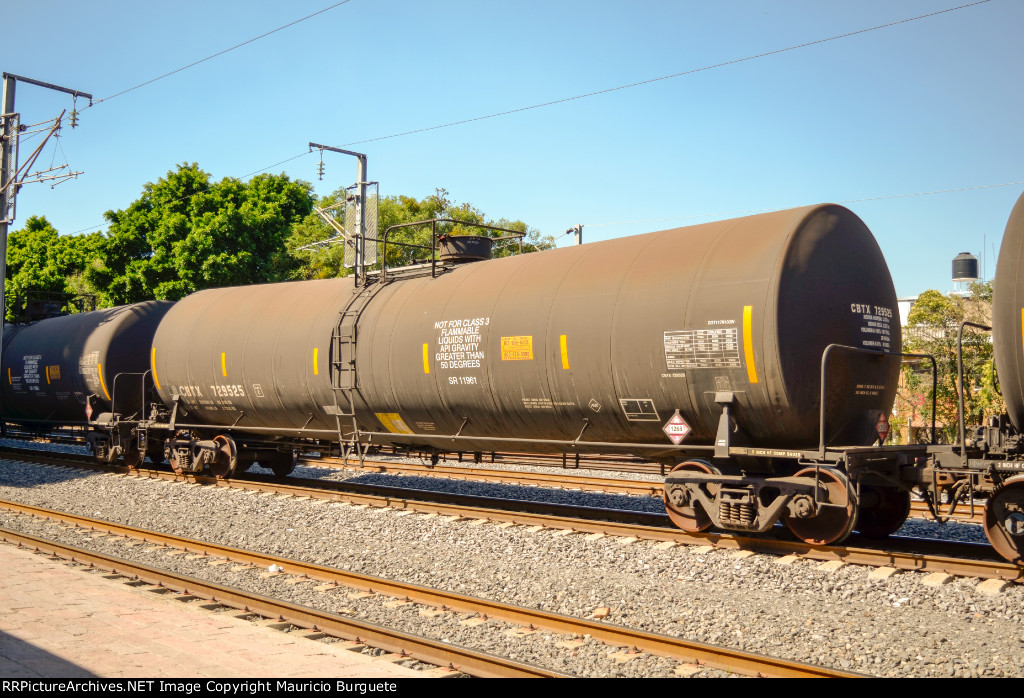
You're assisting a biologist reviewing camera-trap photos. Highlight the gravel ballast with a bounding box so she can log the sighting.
[0,456,1021,678]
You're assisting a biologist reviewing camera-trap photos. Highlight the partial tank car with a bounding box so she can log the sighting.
[1,301,174,428]
[993,192,1024,432]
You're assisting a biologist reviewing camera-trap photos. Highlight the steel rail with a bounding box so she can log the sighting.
[317,455,989,526]
[0,526,561,679]
[909,499,984,525]
[0,504,860,678]
[2,447,1020,581]
[314,456,992,526]
[309,455,663,495]
[0,443,990,524]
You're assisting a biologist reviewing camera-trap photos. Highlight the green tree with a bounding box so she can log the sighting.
[286,187,554,277]
[4,216,106,320]
[900,282,1002,443]
[85,163,314,305]
[286,190,349,280]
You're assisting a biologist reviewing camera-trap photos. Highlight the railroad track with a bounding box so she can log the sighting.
[908,499,985,526]
[2,445,1019,583]
[312,454,992,526]
[0,524,552,678]
[0,439,991,525]
[366,447,667,475]
[305,454,664,496]
[0,502,860,678]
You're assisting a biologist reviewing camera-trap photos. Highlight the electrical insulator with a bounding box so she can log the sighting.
[317,161,325,180]
[69,109,79,128]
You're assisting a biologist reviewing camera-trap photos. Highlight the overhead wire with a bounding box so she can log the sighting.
[338,0,992,147]
[54,0,996,235]
[578,180,1024,230]
[85,1,355,107]
[24,0,359,231]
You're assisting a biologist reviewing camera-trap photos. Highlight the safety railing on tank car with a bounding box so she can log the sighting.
[109,370,156,423]
[379,218,526,283]
[956,320,993,467]
[807,345,937,516]
[14,291,96,324]
[816,344,937,459]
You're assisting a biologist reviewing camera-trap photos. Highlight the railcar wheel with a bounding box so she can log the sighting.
[235,453,255,473]
[122,438,144,470]
[664,460,720,532]
[263,451,296,477]
[984,475,1024,564]
[856,485,911,538]
[782,467,859,546]
[146,439,166,465]
[208,435,238,480]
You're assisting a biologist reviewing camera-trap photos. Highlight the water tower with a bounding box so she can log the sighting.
[952,251,979,296]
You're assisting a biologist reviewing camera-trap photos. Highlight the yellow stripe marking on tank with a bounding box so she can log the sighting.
[313,347,319,376]
[151,347,161,391]
[743,305,759,384]
[45,366,50,385]
[97,363,111,401]
[221,352,227,377]
[6,368,10,385]
[423,343,430,374]
[560,334,570,370]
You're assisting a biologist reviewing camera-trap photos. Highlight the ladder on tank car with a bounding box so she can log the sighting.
[330,280,388,464]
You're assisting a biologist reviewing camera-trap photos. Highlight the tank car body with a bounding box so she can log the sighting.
[0,301,173,434]
[149,205,897,456]
[136,203,910,546]
[149,204,900,464]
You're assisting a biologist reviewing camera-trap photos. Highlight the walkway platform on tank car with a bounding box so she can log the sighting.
[0,542,426,679]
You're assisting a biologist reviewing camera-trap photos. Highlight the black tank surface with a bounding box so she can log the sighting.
[150,204,900,458]
[993,191,1024,431]
[1,301,175,426]
[150,279,354,434]
[359,204,900,454]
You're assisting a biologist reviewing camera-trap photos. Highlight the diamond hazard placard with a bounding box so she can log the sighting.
[875,413,890,443]
[663,410,690,445]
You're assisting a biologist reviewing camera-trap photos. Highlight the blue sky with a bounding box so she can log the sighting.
[4,0,1022,297]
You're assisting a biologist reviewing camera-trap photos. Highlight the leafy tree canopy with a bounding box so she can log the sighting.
[288,187,555,278]
[4,216,105,320]
[8,166,553,315]
[898,281,1002,443]
[85,163,314,305]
